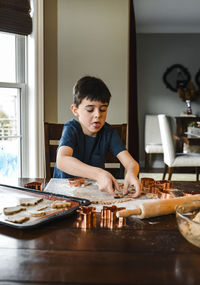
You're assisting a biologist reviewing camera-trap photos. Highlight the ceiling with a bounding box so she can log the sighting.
[134,0,200,33]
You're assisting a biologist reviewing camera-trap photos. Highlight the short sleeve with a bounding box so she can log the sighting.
[58,120,82,150]
[59,124,76,149]
[108,128,126,156]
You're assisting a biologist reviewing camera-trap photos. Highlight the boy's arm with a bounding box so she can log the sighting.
[56,146,120,195]
[117,150,142,197]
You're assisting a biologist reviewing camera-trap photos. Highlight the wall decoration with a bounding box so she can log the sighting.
[163,64,191,92]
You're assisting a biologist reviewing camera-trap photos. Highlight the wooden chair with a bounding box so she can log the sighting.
[44,122,127,179]
[144,114,163,169]
[44,122,64,179]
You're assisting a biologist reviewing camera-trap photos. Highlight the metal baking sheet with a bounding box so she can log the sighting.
[0,184,90,229]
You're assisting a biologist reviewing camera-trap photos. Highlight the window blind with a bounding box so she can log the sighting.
[0,0,32,35]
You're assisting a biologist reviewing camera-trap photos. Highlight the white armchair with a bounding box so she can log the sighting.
[158,114,200,181]
[145,114,163,169]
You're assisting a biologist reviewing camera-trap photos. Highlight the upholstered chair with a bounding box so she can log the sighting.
[145,114,163,169]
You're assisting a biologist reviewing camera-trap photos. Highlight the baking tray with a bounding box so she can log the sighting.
[0,183,90,229]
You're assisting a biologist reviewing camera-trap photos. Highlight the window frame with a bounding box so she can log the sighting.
[0,34,29,178]
[0,0,45,179]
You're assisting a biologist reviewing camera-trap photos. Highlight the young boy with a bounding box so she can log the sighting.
[53,76,142,197]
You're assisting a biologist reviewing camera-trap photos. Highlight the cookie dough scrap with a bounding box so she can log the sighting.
[3,205,26,215]
[115,183,135,197]
[92,197,134,205]
[51,200,71,209]
[20,197,43,206]
[6,215,30,224]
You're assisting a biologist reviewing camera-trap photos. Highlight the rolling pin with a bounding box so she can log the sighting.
[116,194,200,219]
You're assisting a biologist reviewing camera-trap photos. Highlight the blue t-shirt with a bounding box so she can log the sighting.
[53,119,126,178]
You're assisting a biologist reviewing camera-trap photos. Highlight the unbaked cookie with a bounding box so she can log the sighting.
[6,215,30,223]
[20,197,43,206]
[4,205,26,215]
[51,200,71,208]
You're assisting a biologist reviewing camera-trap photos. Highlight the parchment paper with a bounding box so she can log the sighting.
[44,178,157,212]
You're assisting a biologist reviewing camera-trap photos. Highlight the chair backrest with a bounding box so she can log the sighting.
[145,114,162,146]
[158,114,175,166]
[44,122,64,178]
[44,122,127,179]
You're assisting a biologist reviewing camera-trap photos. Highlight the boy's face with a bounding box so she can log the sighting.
[71,98,109,137]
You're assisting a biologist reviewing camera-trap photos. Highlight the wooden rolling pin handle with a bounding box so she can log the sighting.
[116,208,142,217]
[117,194,200,219]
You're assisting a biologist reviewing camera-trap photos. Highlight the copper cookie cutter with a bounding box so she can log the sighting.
[141,178,176,199]
[141,177,155,187]
[76,206,97,229]
[76,205,127,230]
[100,206,126,229]
[100,205,125,220]
[68,178,85,187]
[24,181,43,191]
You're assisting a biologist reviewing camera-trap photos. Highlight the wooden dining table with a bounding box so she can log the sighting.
[1,178,200,285]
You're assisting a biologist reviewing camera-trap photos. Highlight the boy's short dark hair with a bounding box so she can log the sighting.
[73,76,111,107]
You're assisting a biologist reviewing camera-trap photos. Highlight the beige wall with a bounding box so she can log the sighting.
[44,0,58,123]
[44,0,129,124]
[57,0,129,124]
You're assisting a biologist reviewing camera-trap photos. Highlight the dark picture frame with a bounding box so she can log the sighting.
[163,64,191,92]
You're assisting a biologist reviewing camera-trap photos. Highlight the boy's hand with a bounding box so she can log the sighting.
[96,170,120,195]
[116,150,141,198]
[123,171,142,198]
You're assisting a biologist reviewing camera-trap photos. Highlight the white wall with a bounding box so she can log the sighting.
[137,33,200,167]
[58,0,129,124]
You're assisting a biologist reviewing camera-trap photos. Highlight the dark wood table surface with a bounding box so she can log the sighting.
[182,134,200,146]
[1,179,200,285]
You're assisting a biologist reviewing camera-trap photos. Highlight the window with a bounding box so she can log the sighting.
[0,1,44,179]
[0,32,27,179]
